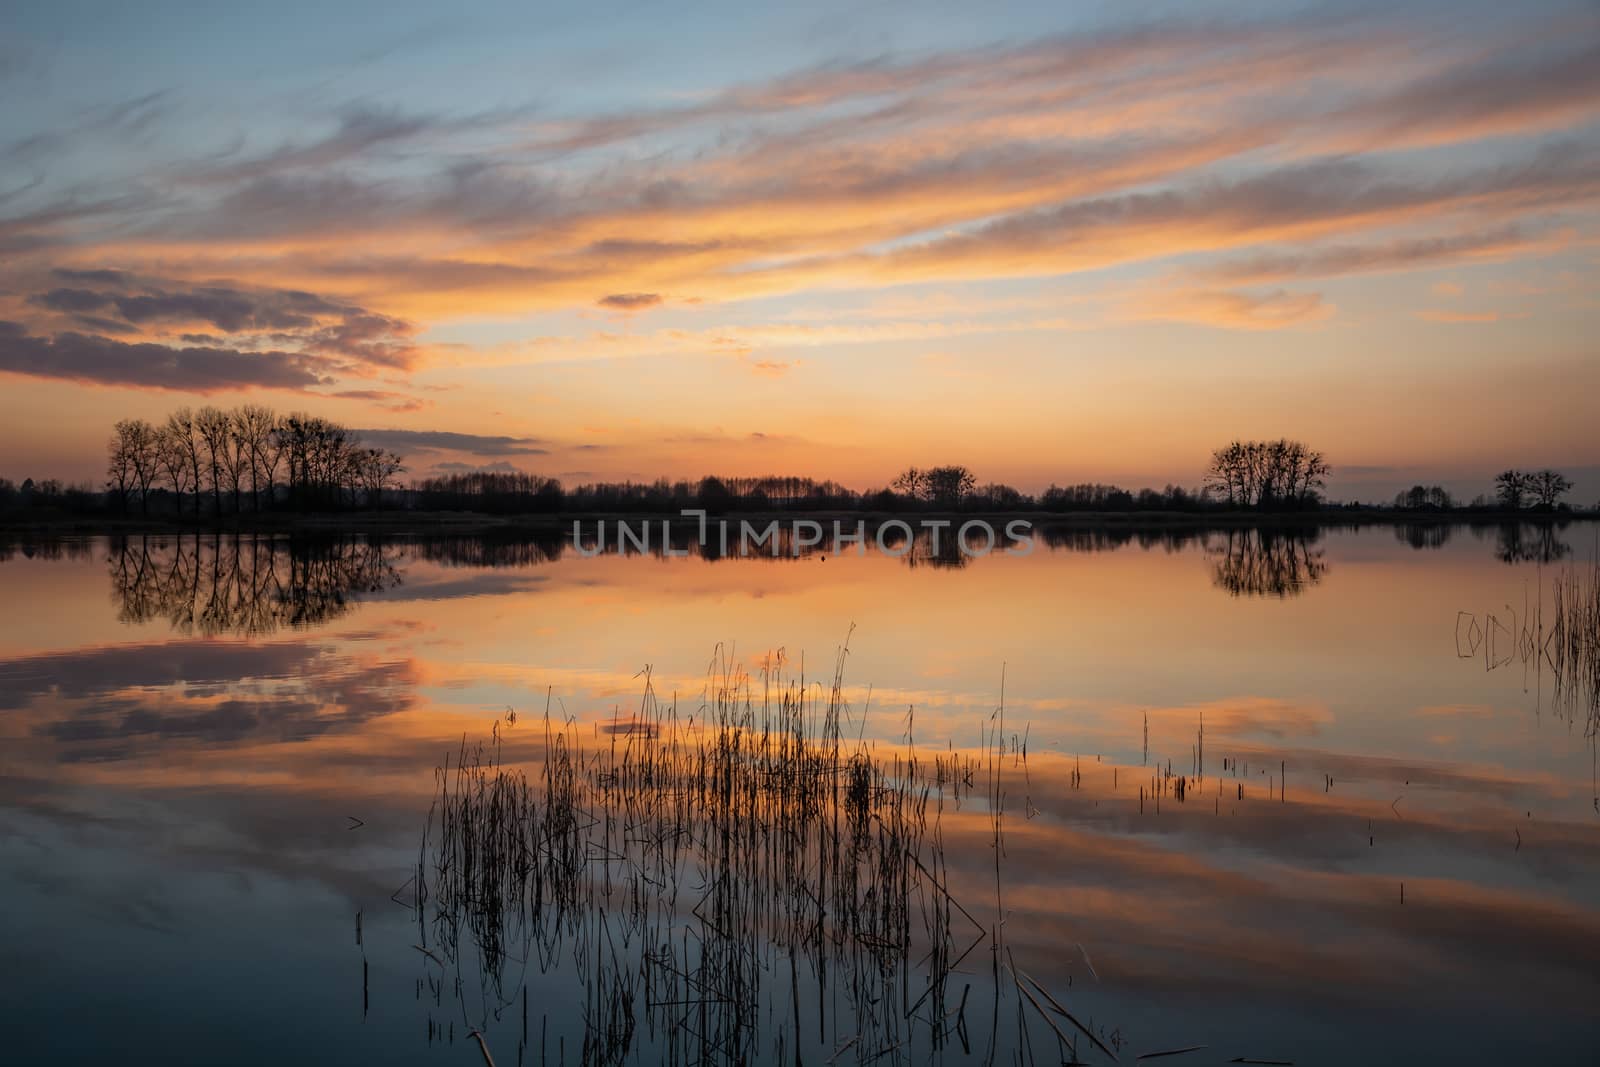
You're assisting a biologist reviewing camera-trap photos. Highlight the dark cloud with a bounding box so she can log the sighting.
[51,267,133,286]
[597,292,663,310]
[352,428,549,456]
[21,277,418,371]
[0,320,330,392]
[111,287,336,332]
[298,307,415,368]
[30,288,111,313]
[68,314,141,335]
[32,284,344,333]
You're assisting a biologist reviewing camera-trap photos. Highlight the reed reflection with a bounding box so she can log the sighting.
[405,654,1114,1066]
[1456,558,1600,740]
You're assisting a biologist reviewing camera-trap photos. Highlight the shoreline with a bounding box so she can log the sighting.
[2,507,1596,537]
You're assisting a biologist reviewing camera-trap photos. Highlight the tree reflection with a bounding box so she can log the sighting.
[1206,529,1328,597]
[108,533,401,634]
[1394,523,1454,550]
[0,534,96,562]
[411,530,565,567]
[1487,522,1571,565]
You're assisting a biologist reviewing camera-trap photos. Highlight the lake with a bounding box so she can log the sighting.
[1,521,1596,1065]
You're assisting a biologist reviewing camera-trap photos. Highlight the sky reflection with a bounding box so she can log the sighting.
[0,526,1596,1063]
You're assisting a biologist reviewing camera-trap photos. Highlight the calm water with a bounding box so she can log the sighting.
[1,523,1596,1065]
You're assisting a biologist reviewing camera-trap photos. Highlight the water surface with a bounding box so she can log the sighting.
[1,523,1596,1064]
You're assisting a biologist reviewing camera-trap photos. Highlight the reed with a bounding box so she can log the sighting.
[402,644,1106,1064]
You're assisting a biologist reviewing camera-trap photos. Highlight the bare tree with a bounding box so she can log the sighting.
[232,404,278,510]
[1207,440,1328,508]
[1494,470,1529,509]
[891,467,924,502]
[126,419,160,514]
[221,420,249,513]
[165,408,204,517]
[356,448,406,506]
[1528,469,1573,508]
[922,465,976,508]
[158,421,195,513]
[107,421,137,512]
[194,407,232,515]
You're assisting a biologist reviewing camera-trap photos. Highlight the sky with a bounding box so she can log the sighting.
[1,0,1597,502]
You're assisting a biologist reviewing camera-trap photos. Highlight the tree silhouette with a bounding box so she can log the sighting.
[1529,469,1573,508]
[1205,440,1329,508]
[1494,470,1529,509]
[99,404,406,517]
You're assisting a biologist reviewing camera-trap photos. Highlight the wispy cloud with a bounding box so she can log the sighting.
[351,428,549,457]
[9,11,1595,331]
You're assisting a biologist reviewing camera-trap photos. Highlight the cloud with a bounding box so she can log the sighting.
[0,320,331,391]
[3,7,1598,362]
[597,292,663,310]
[16,276,421,379]
[189,105,438,185]
[351,428,549,457]
[0,640,322,709]
[1126,287,1333,330]
[328,388,430,413]
[30,288,111,314]
[51,267,133,286]
[1189,226,1565,286]
[1331,37,1600,147]
[0,638,418,751]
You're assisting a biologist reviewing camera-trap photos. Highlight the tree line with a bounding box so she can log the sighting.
[411,472,862,514]
[1,431,1587,519]
[104,405,405,514]
[1388,470,1575,511]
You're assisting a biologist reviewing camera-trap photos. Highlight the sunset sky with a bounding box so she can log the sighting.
[2,1,1597,501]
